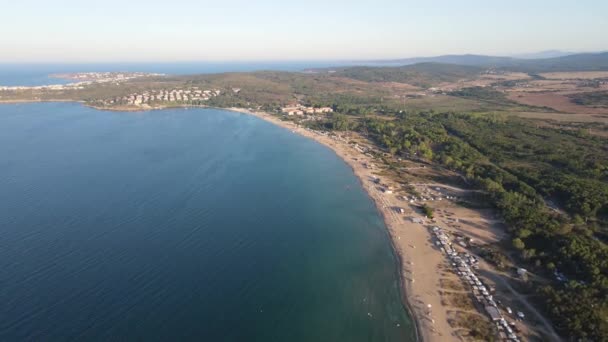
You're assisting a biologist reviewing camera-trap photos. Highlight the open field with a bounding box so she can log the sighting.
[506,91,608,114]
[539,71,608,79]
[480,72,531,80]
[508,110,608,123]
[401,95,484,112]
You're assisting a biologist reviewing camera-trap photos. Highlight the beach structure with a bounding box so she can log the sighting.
[517,268,527,278]
[281,105,333,116]
[486,306,502,321]
[100,87,220,107]
[282,106,304,116]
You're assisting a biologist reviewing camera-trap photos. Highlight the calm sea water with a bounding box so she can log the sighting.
[0,103,414,341]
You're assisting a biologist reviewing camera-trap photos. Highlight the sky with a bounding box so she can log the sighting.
[1,0,607,62]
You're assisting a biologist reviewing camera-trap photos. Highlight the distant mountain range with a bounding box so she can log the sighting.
[510,50,576,59]
[374,54,514,66]
[326,62,483,87]
[369,52,608,73]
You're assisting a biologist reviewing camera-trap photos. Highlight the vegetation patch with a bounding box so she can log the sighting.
[449,311,495,341]
[569,90,608,108]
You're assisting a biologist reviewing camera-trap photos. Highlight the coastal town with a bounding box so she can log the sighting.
[98,88,222,107]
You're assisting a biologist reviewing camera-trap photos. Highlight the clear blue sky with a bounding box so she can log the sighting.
[1,0,606,62]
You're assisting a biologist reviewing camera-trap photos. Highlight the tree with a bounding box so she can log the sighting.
[512,238,525,250]
[517,229,532,239]
[421,204,434,219]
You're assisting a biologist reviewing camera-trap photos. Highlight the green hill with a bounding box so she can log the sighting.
[366,52,608,73]
[330,63,483,87]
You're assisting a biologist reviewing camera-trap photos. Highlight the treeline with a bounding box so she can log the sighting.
[356,112,608,340]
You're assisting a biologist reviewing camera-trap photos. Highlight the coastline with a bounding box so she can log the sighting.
[228,107,454,342]
[0,101,448,341]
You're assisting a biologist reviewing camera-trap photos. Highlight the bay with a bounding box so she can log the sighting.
[0,103,415,341]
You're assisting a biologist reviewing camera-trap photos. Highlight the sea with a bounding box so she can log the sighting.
[0,61,356,87]
[0,65,415,341]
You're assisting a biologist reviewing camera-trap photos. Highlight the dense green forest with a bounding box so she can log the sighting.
[315,110,608,340]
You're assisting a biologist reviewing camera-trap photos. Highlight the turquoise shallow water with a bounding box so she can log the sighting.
[0,103,415,341]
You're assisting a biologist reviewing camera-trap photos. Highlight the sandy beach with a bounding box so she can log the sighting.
[231,108,461,342]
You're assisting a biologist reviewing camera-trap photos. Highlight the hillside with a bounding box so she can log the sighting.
[501,52,608,72]
[512,50,576,59]
[368,54,516,66]
[369,52,608,73]
[327,63,483,87]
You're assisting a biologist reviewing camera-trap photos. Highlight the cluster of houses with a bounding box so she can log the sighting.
[281,105,333,116]
[431,226,523,342]
[102,88,221,107]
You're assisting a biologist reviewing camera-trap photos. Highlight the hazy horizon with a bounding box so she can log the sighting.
[2,0,607,62]
[0,50,607,66]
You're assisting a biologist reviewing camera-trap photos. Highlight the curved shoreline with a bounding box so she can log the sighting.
[0,101,435,341]
[226,107,433,341]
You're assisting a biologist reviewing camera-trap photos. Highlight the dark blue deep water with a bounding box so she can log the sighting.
[0,103,414,341]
